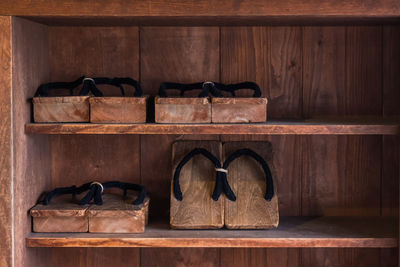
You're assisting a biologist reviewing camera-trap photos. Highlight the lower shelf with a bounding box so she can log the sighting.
[26,216,397,248]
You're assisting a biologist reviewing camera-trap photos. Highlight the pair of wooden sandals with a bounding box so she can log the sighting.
[30,181,149,233]
[170,141,279,229]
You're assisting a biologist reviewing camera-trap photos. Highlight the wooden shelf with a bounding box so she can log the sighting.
[25,120,400,135]
[26,216,397,248]
[2,0,400,25]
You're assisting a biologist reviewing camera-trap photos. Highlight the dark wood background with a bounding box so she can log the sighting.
[11,17,400,266]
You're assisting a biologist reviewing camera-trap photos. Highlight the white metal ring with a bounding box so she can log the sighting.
[91,181,104,193]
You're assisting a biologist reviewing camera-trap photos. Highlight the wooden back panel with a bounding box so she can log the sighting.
[9,20,399,266]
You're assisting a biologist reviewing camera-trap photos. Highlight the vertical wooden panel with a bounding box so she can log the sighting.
[142,248,219,267]
[301,135,381,216]
[303,27,345,117]
[140,27,220,267]
[302,26,383,267]
[49,26,139,96]
[12,17,52,267]
[345,26,382,116]
[382,25,400,267]
[221,248,300,267]
[302,248,352,267]
[220,26,301,119]
[50,248,139,267]
[50,135,141,186]
[220,26,302,267]
[0,15,12,267]
[269,27,302,119]
[49,26,140,266]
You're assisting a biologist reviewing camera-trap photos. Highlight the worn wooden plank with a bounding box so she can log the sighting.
[220,27,302,119]
[211,97,267,123]
[33,96,90,122]
[170,141,224,229]
[223,141,279,229]
[26,217,397,248]
[89,96,148,123]
[88,194,149,233]
[155,97,212,123]
[0,16,12,267]
[1,0,400,18]
[49,248,140,267]
[12,17,52,267]
[303,26,346,117]
[221,248,300,267]
[141,248,219,267]
[25,121,400,135]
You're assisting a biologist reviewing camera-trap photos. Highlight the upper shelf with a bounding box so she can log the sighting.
[1,0,400,25]
[25,119,400,135]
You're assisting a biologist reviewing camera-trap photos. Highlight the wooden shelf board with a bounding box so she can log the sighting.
[26,216,398,248]
[25,120,400,135]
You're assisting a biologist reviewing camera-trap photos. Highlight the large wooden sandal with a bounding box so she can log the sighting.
[223,142,279,229]
[170,140,224,229]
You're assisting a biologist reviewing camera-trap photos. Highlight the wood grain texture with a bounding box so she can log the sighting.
[301,26,385,267]
[345,26,382,116]
[170,141,224,229]
[33,96,90,122]
[221,27,302,119]
[26,217,397,248]
[223,142,279,229]
[303,26,345,117]
[1,0,399,18]
[49,26,139,96]
[211,97,267,123]
[12,17,52,267]
[47,25,141,266]
[155,97,212,123]
[25,120,400,135]
[221,248,300,267]
[0,16,12,267]
[141,248,219,267]
[88,194,149,233]
[89,96,147,123]
[49,248,139,267]
[141,27,219,96]
[301,136,381,216]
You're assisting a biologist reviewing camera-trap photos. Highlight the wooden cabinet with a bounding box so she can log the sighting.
[0,1,399,266]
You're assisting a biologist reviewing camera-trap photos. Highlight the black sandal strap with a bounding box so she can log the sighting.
[218,82,261,97]
[79,181,147,206]
[173,148,225,201]
[34,76,85,97]
[159,82,223,97]
[80,77,142,97]
[223,148,274,201]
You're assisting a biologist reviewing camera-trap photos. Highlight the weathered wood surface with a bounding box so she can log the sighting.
[223,142,279,229]
[26,216,397,248]
[1,0,400,18]
[0,16,12,267]
[155,97,211,123]
[26,120,400,135]
[12,17,52,267]
[211,97,267,123]
[88,194,149,233]
[30,196,89,233]
[89,96,147,123]
[33,96,90,122]
[170,141,224,229]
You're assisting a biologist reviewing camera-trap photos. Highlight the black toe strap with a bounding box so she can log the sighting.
[223,148,274,201]
[173,148,224,201]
